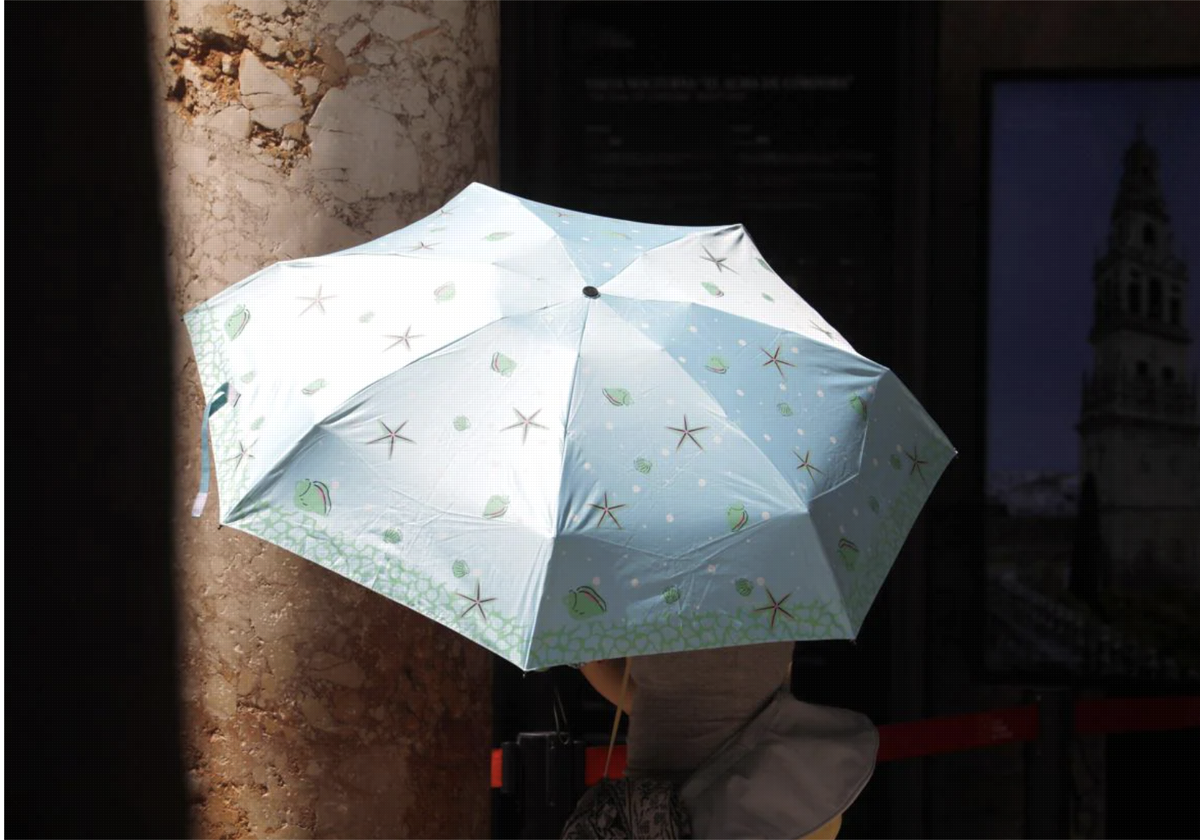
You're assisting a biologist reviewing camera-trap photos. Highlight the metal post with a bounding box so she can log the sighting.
[516,732,586,839]
[1024,688,1073,838]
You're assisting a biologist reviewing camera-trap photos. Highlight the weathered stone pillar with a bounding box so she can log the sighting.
[146,2,498,836]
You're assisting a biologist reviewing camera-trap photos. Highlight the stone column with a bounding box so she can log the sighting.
[146,2,499,836]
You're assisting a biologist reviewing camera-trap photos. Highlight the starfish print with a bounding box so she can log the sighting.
[667,415,709,451]
[384,326,423,352]
[761,345,796,380]
[408,240,439,252]
[297,285,335,316]
[700,245,738,274]
[905,443,928,483]
[754,587,795,630]
[500,408,549,443]
[587,492,627,529]
[225,439,257,471]
[554,210,571,218]
[368,419,415,459]
[457,580,497,622]
[809,320,835,339]
[793,449,823,483]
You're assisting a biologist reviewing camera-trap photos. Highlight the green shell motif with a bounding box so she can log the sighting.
[837,538,859,570]
[702,282,724,297]
[491,353,517,377]
[452,558,470,578]
[727,503,749,532]
[635,457,653,474]
[705,356,729,374]
[302,379,326,395]
[382,528,403,545]
[294,479,332,515]
[428,226,446,233]
[434,282,456,302]
[603,387,633,406]
[762,293,774,303]
[483,494,509,519]
[453,415,471,431]
[484,231,513,241]
[868,495,880,514]
[890,454,903,470]
[777,402,794,416]
[224,305,250,340]
[564,585,607,619]
[359,312,375,323]
[662,586,681,605]
[241,371,256,384]
[735,578,754,597]
[250,416,265,431]
[850,394,868,419]
[606,231,631,240]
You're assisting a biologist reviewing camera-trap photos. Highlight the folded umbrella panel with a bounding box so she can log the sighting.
[329,183,563,262]
[597,296,889,504]
[184,254,576,521]
[512,187,710,286]
[599,226,859,357]
[807,370,957,634]
[556,298,804,551]
[525,513,850,670]
[230,472,556,667]
[217,303,595,666]
[224,297,592,528]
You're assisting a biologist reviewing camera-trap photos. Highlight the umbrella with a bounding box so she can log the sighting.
[183,182,954,671]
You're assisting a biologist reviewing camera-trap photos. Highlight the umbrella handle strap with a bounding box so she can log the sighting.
[191,382,233,519]
[602,657,632,779]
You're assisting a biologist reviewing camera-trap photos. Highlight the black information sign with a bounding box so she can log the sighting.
[505,2,900,358]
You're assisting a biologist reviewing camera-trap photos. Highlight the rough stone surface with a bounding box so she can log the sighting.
[238,50,296,103]
[260,35,285,59]
[308,87,420,197]
[237,50,303,129]
[147,2,499,836]
[372,5,441,43]
[176,1,242,46]
[202,105,253,140]
[320,0,361,26]
[233,0,290,18]
[335,22,372,56]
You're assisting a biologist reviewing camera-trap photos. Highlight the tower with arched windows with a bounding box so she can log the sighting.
[1078,124,1200,590]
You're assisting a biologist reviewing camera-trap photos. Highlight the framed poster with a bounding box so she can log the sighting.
[981,70,1200,687]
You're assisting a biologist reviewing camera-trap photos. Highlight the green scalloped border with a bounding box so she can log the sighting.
[184,303,266,509]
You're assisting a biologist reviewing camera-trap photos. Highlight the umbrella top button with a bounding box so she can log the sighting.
[582,286,600,298]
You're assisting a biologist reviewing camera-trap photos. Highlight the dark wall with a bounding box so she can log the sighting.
[927,2,1200,837]
[497,3,938,837]
[5,2,186,837]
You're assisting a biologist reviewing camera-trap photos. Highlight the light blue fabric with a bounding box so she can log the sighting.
[182,182,955,671]
[191,381,231,519]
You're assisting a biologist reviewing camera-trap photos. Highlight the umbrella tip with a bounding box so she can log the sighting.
[582,286,600,298]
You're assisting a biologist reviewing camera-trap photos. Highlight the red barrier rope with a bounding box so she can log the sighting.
[1074,695,1200,736]
[490,694,1200,789]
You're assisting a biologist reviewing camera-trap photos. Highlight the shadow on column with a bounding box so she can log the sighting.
[5,2,188,837]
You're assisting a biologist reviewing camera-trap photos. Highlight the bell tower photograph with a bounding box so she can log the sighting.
[1079,123,1200,591]
[985,75,1200,685]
